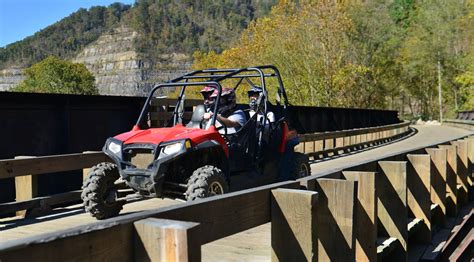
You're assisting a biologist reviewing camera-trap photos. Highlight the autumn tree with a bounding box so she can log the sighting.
[193,0,387,108]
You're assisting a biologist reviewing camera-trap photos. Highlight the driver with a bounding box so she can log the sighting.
[203,88,246,134]
[200,85,217,112]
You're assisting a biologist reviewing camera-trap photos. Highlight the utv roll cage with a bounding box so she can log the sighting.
[136,65,290,129]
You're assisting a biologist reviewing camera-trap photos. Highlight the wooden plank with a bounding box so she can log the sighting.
[271,188,318,262]
[0,180,300,261]
[376,237,400,259]
[310,178,357,261]
[0,224,135,261]
[134,218,201,262]
[315,140,324,152]
[304,141,315,154]
[0,152,110,179]
[425,148,447,227]
[14,156,37,217]
[407,218,424,237]
[451,140,469,206]
[342,171,377,261]
[406,154,431,243]
[438,145,458,216]
[465,137,474,186]
[324,139,334,151]
[377,161,408,261]
[0,190,81,216]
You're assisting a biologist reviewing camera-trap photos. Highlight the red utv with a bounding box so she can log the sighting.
[82,65,311,219]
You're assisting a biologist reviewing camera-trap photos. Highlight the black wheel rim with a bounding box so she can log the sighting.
[298,164,309,178]
[208,181,224,195]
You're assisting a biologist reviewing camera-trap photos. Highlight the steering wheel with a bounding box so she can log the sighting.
[199,117,228,137]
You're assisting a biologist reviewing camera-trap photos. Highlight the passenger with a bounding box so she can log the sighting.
[247,86,275,125]
[203,88,246,134]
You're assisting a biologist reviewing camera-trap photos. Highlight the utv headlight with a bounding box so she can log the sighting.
[108,141,122,155]
[162,142,184,156]
[159,140,191,159]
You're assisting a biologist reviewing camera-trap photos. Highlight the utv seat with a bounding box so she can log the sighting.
[186,105,206,128]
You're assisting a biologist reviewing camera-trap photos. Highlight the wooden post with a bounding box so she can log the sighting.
[14,156,37,217]
[307,178,357,261]
[438,145,458,216]
[425,148,447,226]
[315,140,324,152]
[377,161,408,260]
[323,139,330,151]
[451,140,469,206]
[351,135,357,146]
[134,218,201,262]
[344,136,351,148]
[465,137,474,187]
[342,171,377,261]
[271,188,318,262]
[305,141,315,154]
[406,154,431,243]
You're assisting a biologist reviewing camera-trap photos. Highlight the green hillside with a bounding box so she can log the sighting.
[0,0,276,70]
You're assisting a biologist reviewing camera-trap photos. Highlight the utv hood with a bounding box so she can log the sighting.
[114,125,216,145]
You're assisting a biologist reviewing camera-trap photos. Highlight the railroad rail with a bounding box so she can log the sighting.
[0,121,411,218]
[0,132,472,261]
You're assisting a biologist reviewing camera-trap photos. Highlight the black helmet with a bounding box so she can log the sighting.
[248,86,263,110]
[211,88,236,116]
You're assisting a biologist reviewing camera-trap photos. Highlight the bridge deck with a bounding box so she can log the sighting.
[0,125,472,261]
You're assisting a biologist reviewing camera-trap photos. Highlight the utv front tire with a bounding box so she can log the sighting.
[186,165,229,201]
[81,162,124,219]
[293,152,311,179]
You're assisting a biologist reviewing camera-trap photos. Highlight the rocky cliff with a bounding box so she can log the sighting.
[0,26,191,96]
[73,26,190,96]
[0,69,24,91]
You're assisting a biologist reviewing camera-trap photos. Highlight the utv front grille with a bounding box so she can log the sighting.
[123,147,156,169]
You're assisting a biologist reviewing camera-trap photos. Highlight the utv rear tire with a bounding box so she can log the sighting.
[186,165,229,201]
[81,162,124,219]
[293,152,311,179]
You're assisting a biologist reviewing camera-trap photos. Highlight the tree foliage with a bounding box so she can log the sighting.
[130,0,276,63]
[194,0,384,107]
[12,56,98,95]
[193,0,473,118]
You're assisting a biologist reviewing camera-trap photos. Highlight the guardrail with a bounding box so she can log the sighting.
[296,121,411,158]
[443,119,474,131]
[456,110,474,120]
[0,121,412,218]
[0,134,472,261]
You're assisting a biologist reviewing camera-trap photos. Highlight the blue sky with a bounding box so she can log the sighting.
[0,0,135,48]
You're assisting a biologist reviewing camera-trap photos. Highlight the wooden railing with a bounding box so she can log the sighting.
[0,121,413,218]
[0,152,110,217]
[0,134,472,261]
[443,119,474,131]
[296,121,411,158]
